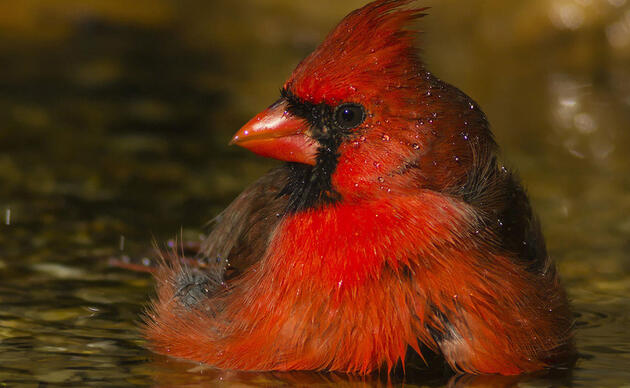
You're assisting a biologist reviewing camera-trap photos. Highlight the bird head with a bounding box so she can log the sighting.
[231,0,495,211]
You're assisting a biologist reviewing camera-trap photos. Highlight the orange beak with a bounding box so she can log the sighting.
[230,100,318,165]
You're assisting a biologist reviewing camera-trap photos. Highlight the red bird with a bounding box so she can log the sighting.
[145,0,574,376]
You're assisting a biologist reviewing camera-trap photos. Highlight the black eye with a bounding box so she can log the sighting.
[334,103,365,130]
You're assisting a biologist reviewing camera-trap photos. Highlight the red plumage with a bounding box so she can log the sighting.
[144,0,574,376]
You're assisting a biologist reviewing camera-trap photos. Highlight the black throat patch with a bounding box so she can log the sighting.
[277,88,347,213]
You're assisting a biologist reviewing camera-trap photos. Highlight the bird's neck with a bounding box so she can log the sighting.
[267,190,479,288]
[279,161,341,213]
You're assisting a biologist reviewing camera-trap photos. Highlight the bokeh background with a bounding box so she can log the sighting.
[0,0,629,386]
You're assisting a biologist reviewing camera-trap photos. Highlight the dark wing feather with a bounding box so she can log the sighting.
[199,166,291,279]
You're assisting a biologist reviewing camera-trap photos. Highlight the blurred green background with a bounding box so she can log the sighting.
[0,0,629,386]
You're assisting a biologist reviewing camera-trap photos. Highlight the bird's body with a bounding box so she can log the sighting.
[145,0,574,375]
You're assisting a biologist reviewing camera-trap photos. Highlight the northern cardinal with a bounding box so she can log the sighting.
[145,0,574,375]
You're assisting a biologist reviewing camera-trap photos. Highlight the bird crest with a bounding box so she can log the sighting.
[286,0,429,105]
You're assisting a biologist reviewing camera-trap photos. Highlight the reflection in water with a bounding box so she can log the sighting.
[145,354,574,388]
[0,0,629,386]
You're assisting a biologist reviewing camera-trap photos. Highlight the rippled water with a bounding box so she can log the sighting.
[1,0,629,386]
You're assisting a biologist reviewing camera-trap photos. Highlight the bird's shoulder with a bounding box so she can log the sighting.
[200,166,291,279]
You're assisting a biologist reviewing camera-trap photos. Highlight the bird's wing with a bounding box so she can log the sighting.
[199,166,290,279]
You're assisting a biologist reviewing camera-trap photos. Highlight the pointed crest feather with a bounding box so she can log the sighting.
[287,0,429,105]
